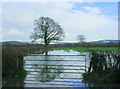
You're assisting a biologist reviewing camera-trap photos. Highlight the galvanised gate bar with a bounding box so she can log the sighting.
[24,54,87,87]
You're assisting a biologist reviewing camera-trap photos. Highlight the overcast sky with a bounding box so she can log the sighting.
[1,1,118,42]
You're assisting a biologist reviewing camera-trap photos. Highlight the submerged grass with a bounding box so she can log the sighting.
[55,47,119,52]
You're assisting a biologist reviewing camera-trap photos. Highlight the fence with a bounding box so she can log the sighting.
[24,55,87,87]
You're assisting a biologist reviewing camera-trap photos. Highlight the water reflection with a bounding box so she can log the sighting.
[24,51,87,87]
[3,50,87,87]
[3,50,120,88]
[2,77,25,87]
[32,56,63,82]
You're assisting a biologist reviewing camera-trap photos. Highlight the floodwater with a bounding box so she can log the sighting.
[24,50,88,87]
[2,50,89,88]
[2,50,120,88]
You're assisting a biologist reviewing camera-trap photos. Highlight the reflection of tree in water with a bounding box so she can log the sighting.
[33,56,63,83]
[37,65,62,82]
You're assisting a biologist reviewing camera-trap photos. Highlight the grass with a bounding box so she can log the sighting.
[55,47,119,52]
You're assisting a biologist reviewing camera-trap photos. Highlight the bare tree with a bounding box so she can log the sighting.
[30,17,65,55]
[77,35,85,43]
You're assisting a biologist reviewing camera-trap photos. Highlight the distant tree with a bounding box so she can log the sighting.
[77,35,85,43]
[30,17,65,55]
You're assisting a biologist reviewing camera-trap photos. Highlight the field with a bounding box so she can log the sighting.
[55,47,119,52]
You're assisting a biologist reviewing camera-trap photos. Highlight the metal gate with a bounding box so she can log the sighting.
[24,55,87,87]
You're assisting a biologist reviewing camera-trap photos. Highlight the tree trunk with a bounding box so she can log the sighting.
[45,45,48,56]
[88,61,92,72]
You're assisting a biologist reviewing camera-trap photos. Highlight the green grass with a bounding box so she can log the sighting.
[55,47,119,52]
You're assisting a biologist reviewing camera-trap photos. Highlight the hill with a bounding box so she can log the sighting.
[91,40,120,43]
[2,41,30,46]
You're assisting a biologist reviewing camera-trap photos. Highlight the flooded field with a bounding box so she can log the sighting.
[2,50,88,87]
[24,50,87,87]
[2,50,120,88]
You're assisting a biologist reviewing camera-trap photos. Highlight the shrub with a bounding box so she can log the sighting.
[83,51,120,84]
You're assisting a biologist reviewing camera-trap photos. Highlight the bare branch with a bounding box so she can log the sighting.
[30,17,65,55]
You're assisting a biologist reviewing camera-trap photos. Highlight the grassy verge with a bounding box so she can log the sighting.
[55,47,119,52]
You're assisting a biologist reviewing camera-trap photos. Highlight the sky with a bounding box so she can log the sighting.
[1,0,119,42]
